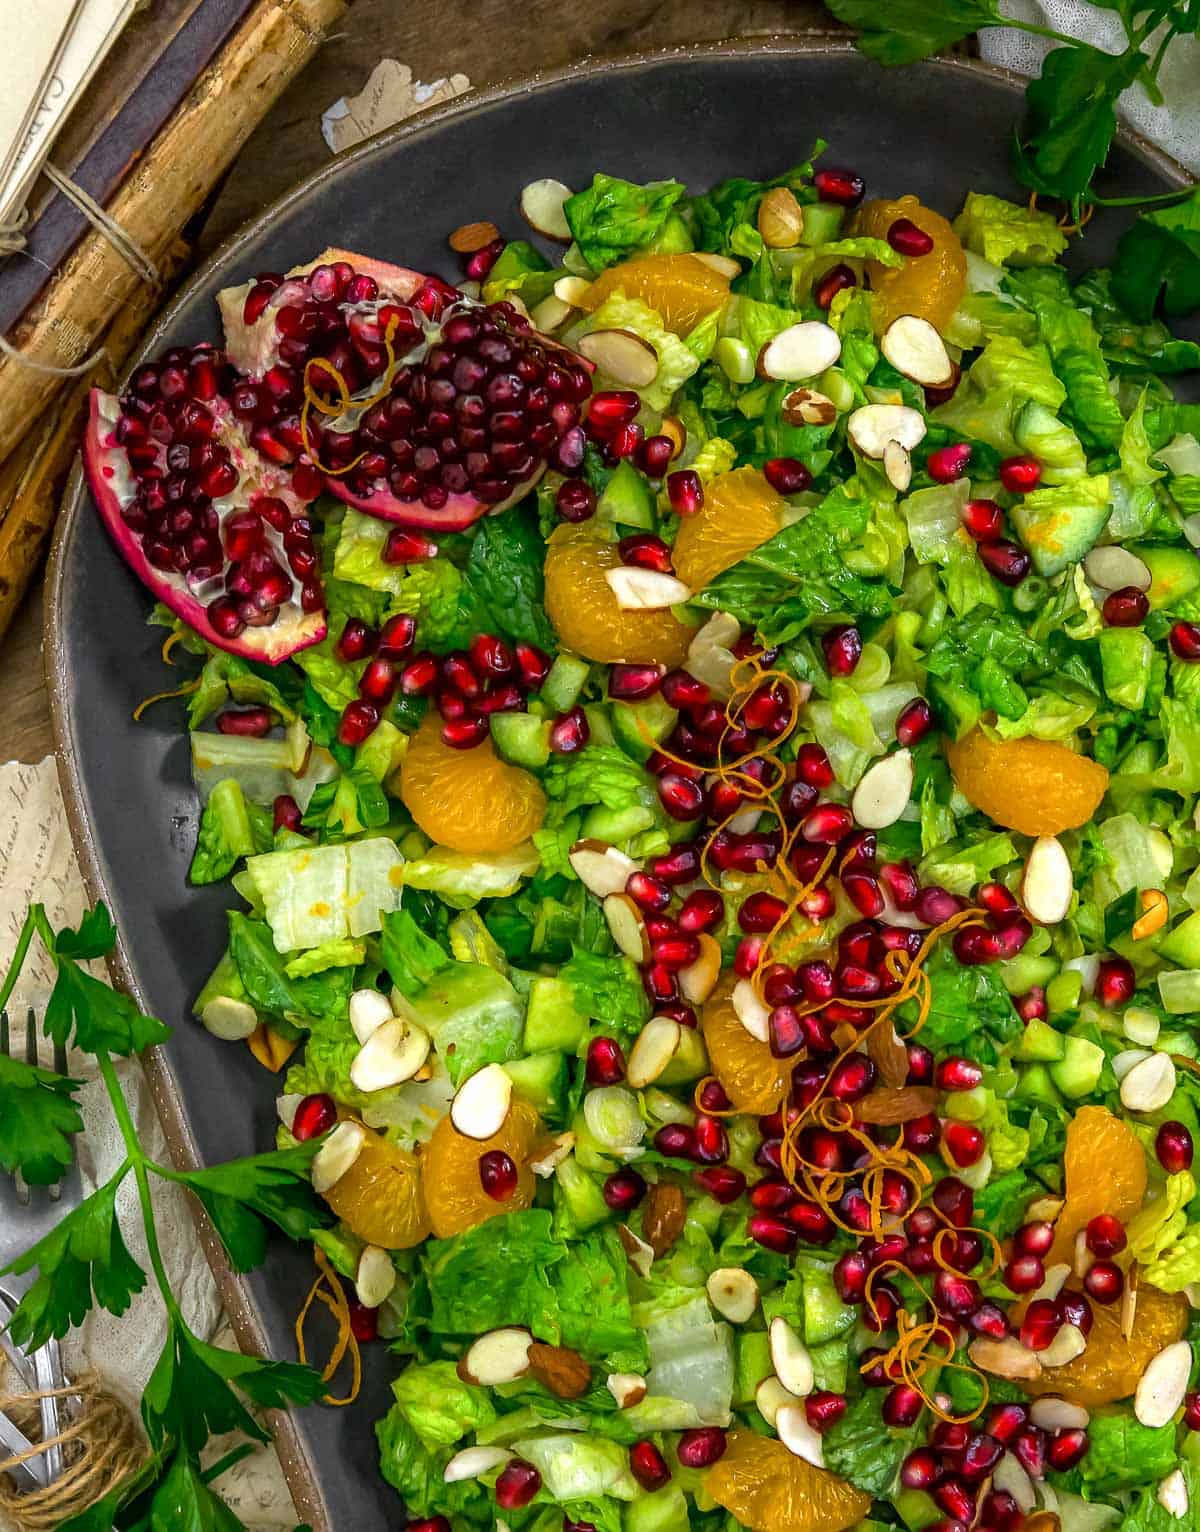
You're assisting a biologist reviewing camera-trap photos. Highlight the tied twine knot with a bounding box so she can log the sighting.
[0,162,160,378]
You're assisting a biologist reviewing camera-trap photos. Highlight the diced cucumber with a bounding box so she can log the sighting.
[524,976,587,1052]
[999,952,1058,995]
[735,1330,772,1406]
[490,711,552,769]
[1159,969,1200,1014]
[583,704,616,746]
[1158,910,1200,968]
[581,803,657,842]
[504,1051,569,1118]
[810,1338,848,1393]
[895,1488,942,1531]
[611,696,679,763]
[553,1155,610,1233]
[802,1267,857,1346]
[943,1086,990,1123]
[798,202,845,246]
[624,1485,691,1532]
[657,1024,709,1086]
[1048,1035,1105,1099]
[1014,1017,1066,1063]
[597,459,656,530]
[1134,543,1200,610]
[1046,969,1083,1016]
[541,652,590,712]
[1014,1062,1064,1107]
[1009,480,1111,577]
[1099,628,1152,711]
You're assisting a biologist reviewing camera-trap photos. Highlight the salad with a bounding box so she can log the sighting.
[83,147,1200,1532]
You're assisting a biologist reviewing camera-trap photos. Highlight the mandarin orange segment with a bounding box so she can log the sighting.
[399,712,546,855]
[945,729,1109,838]
[851,194,967,335]
[1021,1285,1187,1407]
[578,253,732,335]
[543,524,697,666]
[701,975,787,1114]
[1046,1104,1147,1268]
[672,467,787,593]
[705,1428,871,1532]
[421,1096,541,1238]
[323,1126,431,1249]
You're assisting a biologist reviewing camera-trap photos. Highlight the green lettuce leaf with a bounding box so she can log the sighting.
[564,173,687,270]
[376,1409,490,1524]
[390,1360,495,1449]
[1074,1413,1178,1494]
[953,191,1068,268]
[560,949,650,1039]
[689,148,823,253]
[823,1387,922,1497]
[572,293,701,409]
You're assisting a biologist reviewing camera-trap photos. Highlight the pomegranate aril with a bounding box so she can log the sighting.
[556,479,596,522]
[694,1165,745,1203]
[273,793,303,833]
[693,1115,729,1164]
[400,654,440,695]
[441,717,489,749]
[639,434,675,477]
[927,443,971,483]
[895,698,934,746]
[515,643,552,690]
[901,1448,941,1491]
[933,1176,974,1228]
[888,217,934,256]
[609,662,665,700]
[1003,1254,1045,1294]
[338,699,380,746]
[1019,1299,1063,1352]
[1185,1391,1200,1431]
[796,742,834,787]
[1015,1220,1054,1257]
[649,843,702,884]
[942,1119,985,1168]
[815,264,856,310]
[738,890,788,933]
[979,538,1031,586]
[1048,1427,1089,1472]
[821,623,862,676]
[291,1092,337,1141]
[969,1301,1011,1341]
[550,706,589,753]
[658,772,705,820]
[602,1167,646,1210]
[359,657,399,704]
[1059,1290,1093,1336]
[643,963,678,1006]
[348,1299,378,1343]
[747,1212,798,1254]
[666,469,703,515]
[618,532,674,573]
[336,618,376,663]
[998,454,1041,494]
[961,498,1003,542]
[1103,586,1149,627]
[586,1036,625,1086]
[629,1441,670,1491]
[883,1384,924,1427]
[1086,1212,1126,1258]
[216,706,273,738]
[936,1056,982,1092]
[907,1043,934,1082]
[478,1149,519,1200]
[763,456,812,495]
[495,1460,541,1510]
[698,1078,732,1114]
[1157,1120,1195,1173]
[827,1054,876,1102]
[678,889,724,934]
[676,1428,726,1468]
[1095,956,1135,1008]
[814,167,865,206]
[588,390,640,430]
[804,1391,846,1434]
[802,802,854,843]
[1084,1259,1124,1303]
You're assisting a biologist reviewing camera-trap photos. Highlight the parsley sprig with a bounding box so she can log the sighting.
[0,904,331,1530]
[823,0,1200,316]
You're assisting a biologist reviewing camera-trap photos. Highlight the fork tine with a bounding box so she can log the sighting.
[0,1007,8,1057]
[24,1007,36,1067]
[53,1036,68,1077]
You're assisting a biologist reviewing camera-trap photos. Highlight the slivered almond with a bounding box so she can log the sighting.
[311,1121,365,1193]
[1031,1262,1071,1304]
[847,403,926,458]
[449,220,500,253]
[605,566,691,610]
[1158,1468,1189,1518]
[706,1267,759,1324]
[457,1327,534,1386]
[1083,545,1151,592]
[679,932,722,1004]
[569,839,639,898]
[732,978,770,1042]
[755,1376,799,1428]
[775,1403,824,1467]
[349,987,394,1045]
[530,295,575,333]
[520,178,573,240]
[993,1453,1037,1513]
[968,1336,1043,1382]
[627,1016,683,1088]
[692,252,741,279]
[781,387,837,427]
[528,1131,575,1177]
[851,749,913,829]
[350,1018,431,1093]
[757,187,805,248]
[1022,836,1073,925]
[554,275,592,305]
[607,1372,647,1409]
[769,1317,814,1398]
[867,1019,911,1088]
[451,1063,512,1140]
[618,1222,654,1278]
[444,1444,511,1483]
[758,321,841,382]
[1135,1340,1192,1427]
[883,439,912,492]
[854,1085,939,1123]
[881,314,954,387]
[1120,1052,1177,1113]
[577,328,658,387]
[604,892,650,961]
[355,1245,396,1309]
[1040,1324,1087,1368]
[1030,1396,1089,1432]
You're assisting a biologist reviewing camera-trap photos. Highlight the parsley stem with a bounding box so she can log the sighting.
[95,1048,182,1321]
[0,907,38,1016]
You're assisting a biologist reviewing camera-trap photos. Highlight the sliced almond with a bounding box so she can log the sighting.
[692,252,741,279]
[732,978,770,1042]
[679,932,722,1005]
[880,314,954,387]
[444,1444,512,1483]
[311,1120,365,1194]
[706,1267,760,1325]
[781,386,837,427]
[1040,1324,1087,1368]
[775,1403,824,1468]
[968,1336,1044,1382]
[520,177,573,241]
[993,1453,1037,1513]
[769,1317,814,1398]
[1083,545,1151,593]
[851,749,914,829]
[627,1015,683,1088]
[883,439,913,492]
[1120,1051,1177,1113]
[757,186,805,248]
[1157,1468,1189,1518]
[349,987,395,1045]
[758,321,841,382]
[449,220,500,253]
[201,996,258,1041]
[1073,1229,1093,1280]
[1135,1340,1192,1426]
[554,274,592,305]
[530,294,575,333]
[618,1222,655,1278]
[577,328,659,388]
[451,1062,513,1140]
[605,566,691,610]
[1031,1262,1072,1304]
[457,1326,534,1386]
[350,1018,431,1093]
[1021,836,1073,925]
[568,839,639,898]
[847,403,927,459]
[1113,1047,1152,1083]
[528,1130,575,1177]
[604,892,651,962]
[276,1093,302,1132]
[755,1376,799,1428]
[1028,1195,1065,1223]
[355,1244,396,1309]
[1029,1396,1089,1432]
[607,1372,647,1409]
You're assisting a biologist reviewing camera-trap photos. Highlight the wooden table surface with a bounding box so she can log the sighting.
[2,0,839,764]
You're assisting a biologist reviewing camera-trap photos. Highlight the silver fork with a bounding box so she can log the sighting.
[0,1009,82,1491]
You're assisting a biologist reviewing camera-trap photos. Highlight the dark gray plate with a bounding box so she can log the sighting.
[46,39,1196,1530]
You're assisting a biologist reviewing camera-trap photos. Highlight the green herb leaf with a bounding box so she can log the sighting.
[44,956,170,1059]
[1113,186,1200,321]
[1015,44,1143,208]
[823,0,1004,65]
[171,1144,330,1271]
[0,1051,83,1184]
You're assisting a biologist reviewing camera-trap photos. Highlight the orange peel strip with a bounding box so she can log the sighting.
[295,1246,362,1406]
[132,678,201,722]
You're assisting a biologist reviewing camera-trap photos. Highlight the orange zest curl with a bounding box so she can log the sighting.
[295,1246,362,1406]
[132,677,201,722]
[300,310,416,477]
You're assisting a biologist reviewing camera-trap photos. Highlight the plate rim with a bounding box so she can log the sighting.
[42,35,1196,1530]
